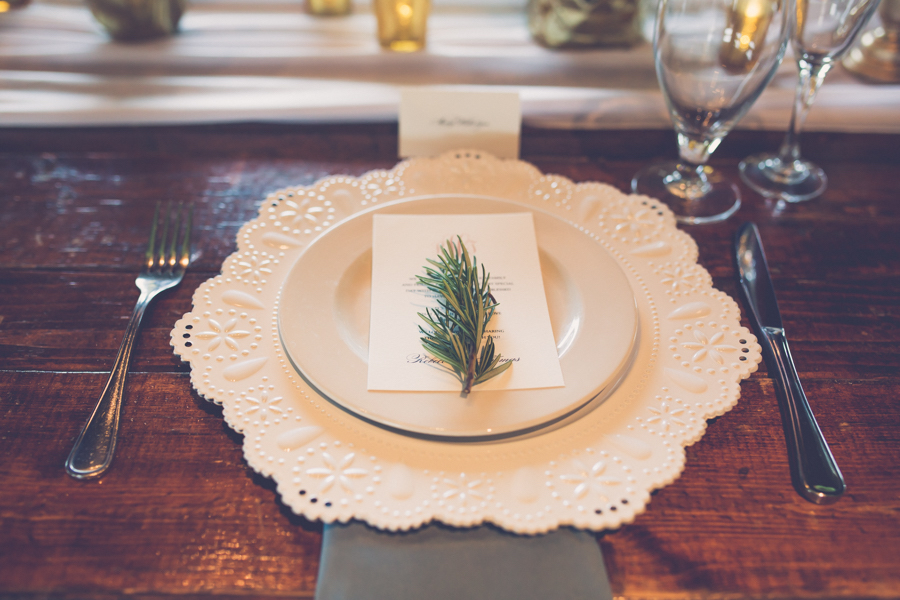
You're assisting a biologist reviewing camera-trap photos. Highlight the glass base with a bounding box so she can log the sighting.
[631,161,741,225]
[739,153,827,203]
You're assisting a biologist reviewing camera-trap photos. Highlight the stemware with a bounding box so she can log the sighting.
[739,0,881,202]
[633,0,791,224]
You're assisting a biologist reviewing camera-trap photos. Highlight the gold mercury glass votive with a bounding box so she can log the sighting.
[0,0,32,11]
[375,0,430,52]
[719,0,775,74]
[87,0,187,42]
[307,0,352,16]
[843,0,900,83]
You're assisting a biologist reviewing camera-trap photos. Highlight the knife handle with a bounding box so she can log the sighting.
[765,328,845,504]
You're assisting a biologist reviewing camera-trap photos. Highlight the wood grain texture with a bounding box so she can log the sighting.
[1,124,898,600]
[1,371,322,599]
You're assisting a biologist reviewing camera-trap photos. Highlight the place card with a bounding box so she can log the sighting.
[367,213,564,392]
[399,89,521,159]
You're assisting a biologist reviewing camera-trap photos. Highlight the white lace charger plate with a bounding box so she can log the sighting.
[278,194,638,441]
[171,150,762,534]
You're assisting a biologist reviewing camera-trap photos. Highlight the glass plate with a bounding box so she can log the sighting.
[277,195,639,440]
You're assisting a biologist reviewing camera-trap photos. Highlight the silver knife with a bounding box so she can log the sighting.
[734,222,845,504]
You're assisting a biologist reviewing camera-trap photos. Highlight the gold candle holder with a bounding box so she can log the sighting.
[0,0,32,11]
[375,0,430,52]
[719,0,776,73]
[843,0,900,83]
[87,0,187,42]
[307,0,352,16]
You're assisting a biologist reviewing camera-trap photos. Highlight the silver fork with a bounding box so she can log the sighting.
[66,202,192,479]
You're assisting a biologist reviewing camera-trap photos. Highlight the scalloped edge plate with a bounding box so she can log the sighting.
[171,150,762,534]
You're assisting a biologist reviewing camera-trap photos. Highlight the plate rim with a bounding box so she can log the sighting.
[275,192,640,441]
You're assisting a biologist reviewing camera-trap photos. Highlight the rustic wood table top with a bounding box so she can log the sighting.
[1,124,898,600]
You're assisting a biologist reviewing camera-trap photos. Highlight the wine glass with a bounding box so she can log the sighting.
[739,0,881,202]
[632,0,791,224]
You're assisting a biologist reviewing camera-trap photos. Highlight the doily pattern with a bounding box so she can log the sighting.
[171,150,761,534]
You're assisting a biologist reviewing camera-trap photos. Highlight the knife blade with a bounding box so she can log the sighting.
[734,222,845,505]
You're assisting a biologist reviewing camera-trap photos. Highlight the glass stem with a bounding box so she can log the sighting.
[777,57,832,165]
[671,132,721,201]
[677,131,719,165]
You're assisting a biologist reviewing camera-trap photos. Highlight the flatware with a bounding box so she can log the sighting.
[734,222,845,504]
[66,202,191,479]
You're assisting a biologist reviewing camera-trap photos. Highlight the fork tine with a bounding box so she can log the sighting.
[158,201,172,269]
[145,202,161,270]
[145,202,190,272]
[166,203,181,269]
[178,204,192,270]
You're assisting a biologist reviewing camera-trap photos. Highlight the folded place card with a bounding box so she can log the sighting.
[399,89,521,159]
[367,213,564,392]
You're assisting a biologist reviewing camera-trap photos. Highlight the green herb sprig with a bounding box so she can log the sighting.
[417,237,513,394]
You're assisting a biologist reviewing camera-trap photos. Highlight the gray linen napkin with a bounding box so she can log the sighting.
[315,521,613,600]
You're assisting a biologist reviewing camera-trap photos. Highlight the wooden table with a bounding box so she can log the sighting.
[1,124,898,600]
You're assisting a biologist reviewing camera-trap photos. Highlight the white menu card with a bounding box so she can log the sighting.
[367,213,564,392]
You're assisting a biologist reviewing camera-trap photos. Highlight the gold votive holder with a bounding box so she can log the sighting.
[87,0,187,42]
[843,0,900,83]
[719,0,775,74]
[375,0,430,52]
[0,0,32,11]
[307,0,352,16]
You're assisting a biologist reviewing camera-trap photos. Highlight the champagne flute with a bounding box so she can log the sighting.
[739,0,881,202]
[633,0,791,224]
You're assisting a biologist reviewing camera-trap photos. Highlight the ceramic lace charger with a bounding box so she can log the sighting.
[171,150,762,534]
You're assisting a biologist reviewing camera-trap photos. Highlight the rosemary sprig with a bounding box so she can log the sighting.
[417,237,513,394]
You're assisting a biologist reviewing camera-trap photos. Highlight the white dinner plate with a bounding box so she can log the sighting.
[277,194,638,440]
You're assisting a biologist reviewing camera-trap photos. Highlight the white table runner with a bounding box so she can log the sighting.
[2,0,898,131]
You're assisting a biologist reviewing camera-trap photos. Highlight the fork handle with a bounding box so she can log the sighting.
[65,289,153,479]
